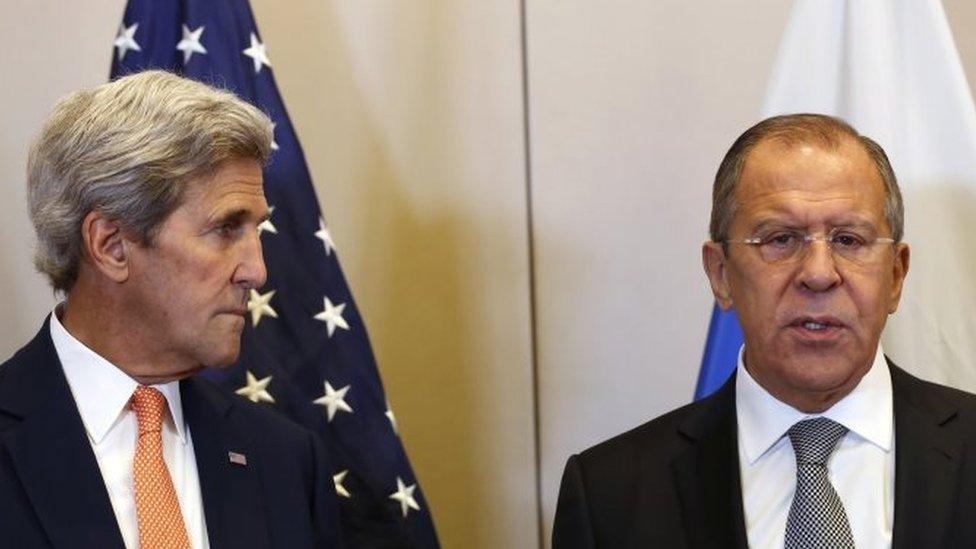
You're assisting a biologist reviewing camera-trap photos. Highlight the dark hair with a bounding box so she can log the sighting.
[710,113,903,245]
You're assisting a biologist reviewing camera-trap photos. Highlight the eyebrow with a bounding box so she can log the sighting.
[210,208,270,225]
[749,216,879,233]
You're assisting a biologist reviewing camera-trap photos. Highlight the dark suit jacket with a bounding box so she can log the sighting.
[0,319,343,548]
[553,361,976,548]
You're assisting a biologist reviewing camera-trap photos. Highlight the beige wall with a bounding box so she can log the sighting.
[3,2,976,548]
[250,2,535,547]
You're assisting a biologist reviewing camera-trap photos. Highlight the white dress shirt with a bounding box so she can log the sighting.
[736,344,894,549]
[50,311,210,549]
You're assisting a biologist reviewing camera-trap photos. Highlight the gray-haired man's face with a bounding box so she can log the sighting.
[118,157,269,379]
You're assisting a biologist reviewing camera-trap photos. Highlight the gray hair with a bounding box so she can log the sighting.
[709,113,904,246]
[27,70,273,292]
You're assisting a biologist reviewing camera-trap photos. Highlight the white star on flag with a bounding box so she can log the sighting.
[313,381,353,421]
[270,123,280,151]
[247,289,278,326]
[176,24,207,64]
[385,404,398,434]
[114,23,141,61]
[257,206,277,235]
[333,470,352,498]
[315,218,335,256]
[242,32,271,73]
[313,296,349,337]
[235,371,275,403]
[389,477,421,518]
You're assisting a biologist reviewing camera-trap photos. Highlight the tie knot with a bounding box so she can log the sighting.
[788,417,848,465]
[131,386,167,434]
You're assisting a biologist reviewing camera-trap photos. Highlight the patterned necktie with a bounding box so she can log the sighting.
[131,386,191,549]
[784,417,855,549]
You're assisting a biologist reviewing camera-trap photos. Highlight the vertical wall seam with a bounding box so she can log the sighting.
[517,0,544,547]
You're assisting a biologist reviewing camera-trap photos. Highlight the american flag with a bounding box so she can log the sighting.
[109,1,439,547]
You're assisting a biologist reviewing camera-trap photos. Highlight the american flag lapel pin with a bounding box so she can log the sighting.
[228,451,248,466]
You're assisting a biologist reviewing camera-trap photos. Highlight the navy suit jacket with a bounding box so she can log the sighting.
[553,362,976,548]
[0,319,343,548]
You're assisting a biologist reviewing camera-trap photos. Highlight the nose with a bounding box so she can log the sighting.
[234,229,268,289]
[795,239,841,293]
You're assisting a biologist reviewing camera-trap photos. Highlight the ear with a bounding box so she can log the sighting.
[702,241,734,310]
[886,242,910,313]
[80,210,130,283]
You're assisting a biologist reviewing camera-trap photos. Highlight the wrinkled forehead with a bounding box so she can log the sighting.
[733,138,888,229]
[177,158,268,216]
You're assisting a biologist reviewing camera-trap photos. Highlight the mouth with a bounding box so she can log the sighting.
[220,307,247,318]
[786,315,846,341]
[223,309,248,329]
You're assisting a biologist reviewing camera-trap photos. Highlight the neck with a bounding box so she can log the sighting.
[742,354,868,414]
[61,283,198,385]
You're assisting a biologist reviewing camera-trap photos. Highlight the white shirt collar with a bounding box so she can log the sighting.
[49,308,187,445]
[735,343,893,465]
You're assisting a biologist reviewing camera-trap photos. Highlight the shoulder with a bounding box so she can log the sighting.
[889,360,976,419]
[553,385,734,546]
[574,381,733,476]
[0,320,67,426]
[180,375,327,478]
[182,377,331,501]
[185,375,315,446]
[0,321,57,377]
[182,377,343,547]
[579,400,698,465]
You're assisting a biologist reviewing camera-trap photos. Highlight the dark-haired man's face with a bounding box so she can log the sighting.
[703,138,909,412]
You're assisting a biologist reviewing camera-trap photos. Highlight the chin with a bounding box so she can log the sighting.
[200,332,241,368]
[207,349,241,368]
[195,337,243,368]
[783,356,865,393]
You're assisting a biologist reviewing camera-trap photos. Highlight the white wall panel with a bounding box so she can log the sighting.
[525,1,792,543]
[0,0,124,358]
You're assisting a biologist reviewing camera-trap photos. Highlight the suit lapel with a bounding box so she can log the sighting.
[889,363,962,549]
[0,319,124,548]
[671,376,748,549]
[182,377,270,549]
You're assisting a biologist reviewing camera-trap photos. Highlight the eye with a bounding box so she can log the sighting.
[216,220,243,238]
[761,231,800,249]
[830,232,865,249]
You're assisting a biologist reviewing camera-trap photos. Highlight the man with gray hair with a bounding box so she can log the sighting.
[0,71,342,548]
[553,114,976,548]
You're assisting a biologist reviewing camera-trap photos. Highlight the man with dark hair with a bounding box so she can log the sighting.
[553,114,976,548]
[0,71,342,547]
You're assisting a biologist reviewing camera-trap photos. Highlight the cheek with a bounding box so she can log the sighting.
[155,256,229,313]
[728,264,791,322]
[849,275,894,323]
[168,245,225,282]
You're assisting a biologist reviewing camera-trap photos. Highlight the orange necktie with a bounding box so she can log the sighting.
[131,386,191,549]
